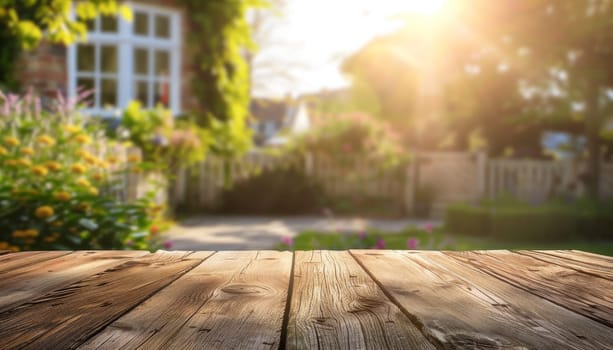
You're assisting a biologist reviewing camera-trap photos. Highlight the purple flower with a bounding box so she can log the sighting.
[281,236,293,246]
[163,240,173,249]
[407,238,420,250]
[373,239,385,249]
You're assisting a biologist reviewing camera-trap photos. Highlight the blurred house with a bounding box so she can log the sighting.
[250,98,311,146]
[15,1,198,116]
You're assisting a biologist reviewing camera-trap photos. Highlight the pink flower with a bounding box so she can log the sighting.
[163,240,173,249]
[423,222,433,234]
[281,236,293,246]
[407,238,419,250]
[373,239,385,249]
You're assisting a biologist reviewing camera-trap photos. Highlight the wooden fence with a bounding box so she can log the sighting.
[169,152,406,212]
[167,150,613,217]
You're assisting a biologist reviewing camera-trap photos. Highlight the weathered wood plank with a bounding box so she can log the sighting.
[448,250,613,327]
[0,250,71,274]
[0,251,200,350]
[571,250,613,264]
[352,250,613,349]
[77,251,223,349]
[288,250,435,350]
[0,250,10,255]
[519,250,613,280]
[0,250,148,313]
[149,251,292,350]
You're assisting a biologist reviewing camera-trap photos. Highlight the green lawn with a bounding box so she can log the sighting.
[276,229,613,256]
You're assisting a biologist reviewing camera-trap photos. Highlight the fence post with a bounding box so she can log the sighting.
[304,152,314,176]
[405,155,417,215]
[476,151,488,201]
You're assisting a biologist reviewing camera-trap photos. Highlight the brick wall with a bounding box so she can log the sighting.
[15,0,199,112]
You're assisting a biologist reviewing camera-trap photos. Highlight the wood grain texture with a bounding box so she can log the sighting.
[288,250,435,350]
[0,250,148,313]
[519,250,613,279]
[77,251,220,350]
[352,250,613,349]
[155,251,293,350]
[0,251,200,350]
[0,250,71,274]
[447,250,613,327]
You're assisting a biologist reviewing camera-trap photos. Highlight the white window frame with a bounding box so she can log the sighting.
[68,2,182,115]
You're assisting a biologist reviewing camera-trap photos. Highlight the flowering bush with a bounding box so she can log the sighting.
[290,112,408,166]
[0,91,163,252]
[119,101,210,171]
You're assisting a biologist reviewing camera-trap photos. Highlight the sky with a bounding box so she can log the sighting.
[251,0,446,98]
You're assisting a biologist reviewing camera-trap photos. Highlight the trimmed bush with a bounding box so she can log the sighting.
[445,205,489,237]
[221,166,324,215]
[445,199,612,242]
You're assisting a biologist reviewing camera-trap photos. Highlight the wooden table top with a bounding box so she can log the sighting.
[0,249,611,349]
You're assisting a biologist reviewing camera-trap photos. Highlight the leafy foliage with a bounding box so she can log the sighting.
[178,0,264,158]
[119,101,210,171]
[0,91,163,252]
[290,112,408,165]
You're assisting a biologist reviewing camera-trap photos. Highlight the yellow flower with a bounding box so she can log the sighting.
[84,154,99,165]
[107,155,119,164]
[4,136,20,147]
[76,177,90,187]
[0,241,9,250]
[127,154,141,163]
[53,191,72,201]
[52,220,63,227]
[35,206,54,219]
[88,187,99,196]
[131,166,142,174]
[24,229,39,237]
[97,161,110,169]
[92,172,105,181]
[31,165,48,176]
[74,134,91,145]
[43,236,57,243]
[74,202,90,212]
[75,149,91,158]
[5,159,18,167]
[0,146,8,155]
[64,124,81,133]
[20,147,34,156]
[17,158,32,167]
[45,161,62,171]
[36,134,56,146]
[9,245,20,252]
[71,163,87,174]
[11,230,25,238]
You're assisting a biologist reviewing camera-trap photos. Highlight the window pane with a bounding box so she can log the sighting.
[155,80,170,107]
[134,12,149,35]
[76,77,95,94]
[85,19,96,32]
[155,15,170,38]
[134,80,150,106]
[77,44,95,72]
[100,16,118,32]
[100,46,117,73]
[101,79,117,106]
[155,50,169,76]
[134,48,149,75]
